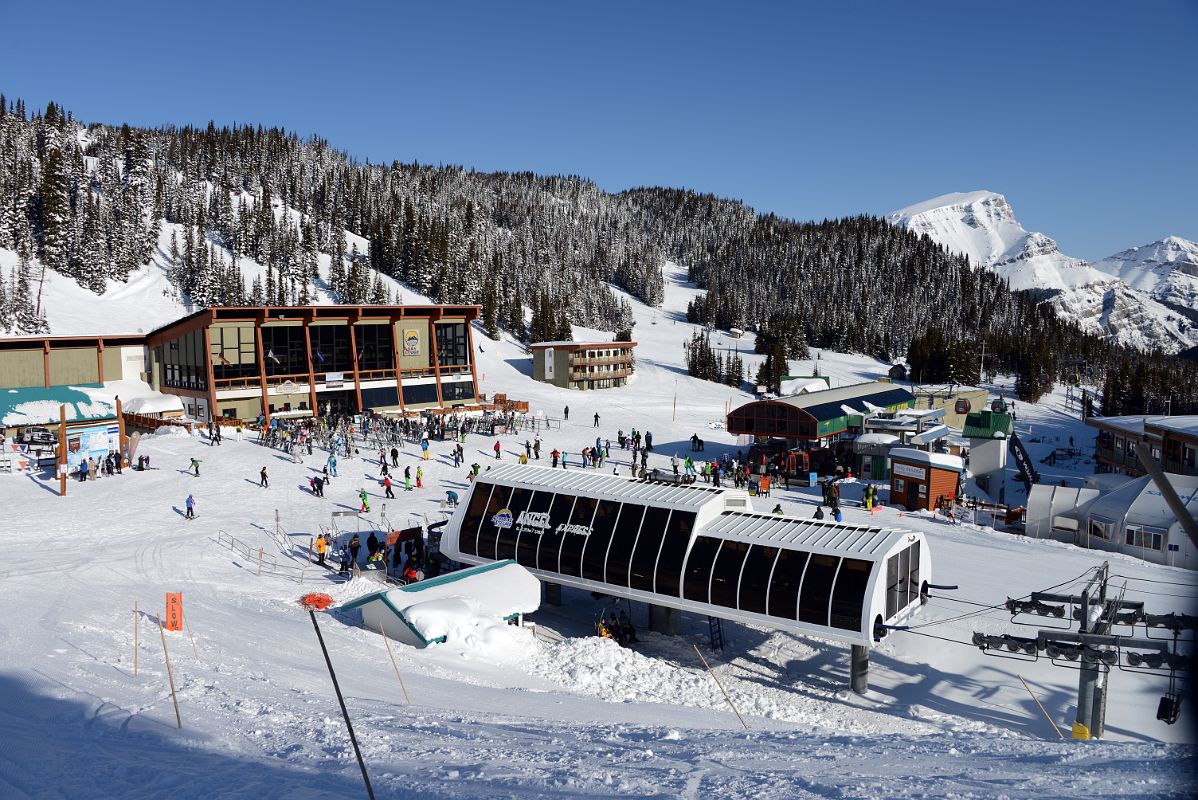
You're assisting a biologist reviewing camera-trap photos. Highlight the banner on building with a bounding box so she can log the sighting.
[403,329,421,357]
[892,462,927,481]
[325,372,344,389]
[164,592,183,631]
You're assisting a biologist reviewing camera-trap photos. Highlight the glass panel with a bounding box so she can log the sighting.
[830,558,872,630]
[474,484,514,562]
[537,492,577,571]
[682,536,723,604]
[580,500,622,582]
[906,541,920,607]
[630,507,670,592]
[767,549,808,619]
[798,554,840,627]
[653,511,696,597]
[513,490,553,568]
[557,495,597,578]
[604,504,645,588]
[495,487,534,561]
[709,540,751,609]
[458,481,494,556]
[737,545,780,615]
[886,555,900,619]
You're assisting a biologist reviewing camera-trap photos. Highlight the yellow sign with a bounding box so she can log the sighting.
[403,329,420,357]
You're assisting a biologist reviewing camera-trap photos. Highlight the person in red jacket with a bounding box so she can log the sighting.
[493,440,502,459]
[383,475,394,499]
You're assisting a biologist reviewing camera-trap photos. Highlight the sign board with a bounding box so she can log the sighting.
[403,329,421,357]
[164,592,183,631]
[544,348,554,379]
[325,371,344,389]
[892,462,927,481]
[64,424,121,471]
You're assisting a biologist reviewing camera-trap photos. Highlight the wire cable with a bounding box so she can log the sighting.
[906,565,1100,631]
[1110,574,1198,588]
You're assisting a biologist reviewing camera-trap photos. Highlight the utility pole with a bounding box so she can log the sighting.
[972,561,1194,739]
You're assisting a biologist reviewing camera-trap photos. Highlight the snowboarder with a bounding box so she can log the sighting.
[189,458,201,477]
[359,488,371,513]
[446,490,459,508]
[259,466,269,488]
[185,494,195,519]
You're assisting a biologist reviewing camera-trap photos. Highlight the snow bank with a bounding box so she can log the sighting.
[121,394,184,415]
[401,596,531,654]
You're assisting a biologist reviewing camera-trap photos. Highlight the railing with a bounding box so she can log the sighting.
[1095,446,1146,472]
[216,529,312,582]
[213,376,261,390]
[570,368,631,381]
[570,356,632,367]
[123,412,194,433]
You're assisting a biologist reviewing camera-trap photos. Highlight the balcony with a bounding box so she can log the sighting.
[1095,446,1149,473]
[570,368,631,381]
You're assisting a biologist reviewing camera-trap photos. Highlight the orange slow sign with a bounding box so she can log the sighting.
[165,592,183,631]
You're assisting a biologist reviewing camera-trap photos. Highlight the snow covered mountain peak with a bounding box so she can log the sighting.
[888,191,1198,353]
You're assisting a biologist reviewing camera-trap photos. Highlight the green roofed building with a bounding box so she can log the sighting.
[963,408,1014,499]
[726,381,916,445]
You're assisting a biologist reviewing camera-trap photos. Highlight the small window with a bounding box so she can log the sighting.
[894,478,905,492]
[918,483,928,497]
[830,558,872,630]
[709,540,750,609]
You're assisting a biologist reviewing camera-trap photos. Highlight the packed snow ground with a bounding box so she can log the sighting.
[1,265,1195,799]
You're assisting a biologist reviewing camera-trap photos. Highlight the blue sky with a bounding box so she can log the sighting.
[1,0,1194,260]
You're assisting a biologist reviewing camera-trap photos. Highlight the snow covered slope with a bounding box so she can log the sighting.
[1094,235,1198,319]
[1,263,1195,798]
[888,191,1197,353]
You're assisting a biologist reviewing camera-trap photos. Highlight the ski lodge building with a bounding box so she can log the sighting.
[0,304,481,425]
[726,381,916,446]
[529,340,636,390]
[1087,415,1198,478]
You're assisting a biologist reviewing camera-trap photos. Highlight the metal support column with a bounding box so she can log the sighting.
[851,645,869,694]
[543,582,561,606]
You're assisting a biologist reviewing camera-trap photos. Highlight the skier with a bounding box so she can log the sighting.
[421,438,430,461]
[563,405,569,421]
[185,494,196,519]
[551,449,560,468]
[533,436,541,460]
[359,488,371,513]
[259,466,269,488]
[416,466,424,489]
[384,475,395,499]
[189,458,201,477]
[671,454,679,475]
[594,412,600,428]
[314,534,328,566]
[390,447,399,467]
[494,440,502,459]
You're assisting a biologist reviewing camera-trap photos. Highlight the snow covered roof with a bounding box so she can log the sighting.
[700,511,917,560]
[855,433,900,445]
[340,561,541,646]
[889,447,965,473]
[780,378,827,396]
[121,394,185,415]
[0,385,116,427]
[473,463,726,512]
[1089,415,1198,440]
[767,382,915,423]
[528,341,636,349]
[1089,474,1198,531]
[1145,416,1198,439]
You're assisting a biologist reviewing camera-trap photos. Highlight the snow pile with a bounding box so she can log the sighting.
[119,394,184,415]
[153,425,193,437]
[402,596,532,654]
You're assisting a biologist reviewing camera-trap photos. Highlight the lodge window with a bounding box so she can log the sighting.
[355,324,394,372]
[894,478,905,492]
[210,326,258,380]
[557,495,598,578]
[260,326,307,376]
[580,500,622,582]
[629,506,670,592]
[442,380,475,402]
[798,554,840,627]
[402,382,439,406]
[653,511,696,597]
[709,540,750,609]
[309,324,352,374]
[737,545,780,614]
[434,322,469,367]
[604,504,646,588]
[767,549,807,619]
[830,558,872,630]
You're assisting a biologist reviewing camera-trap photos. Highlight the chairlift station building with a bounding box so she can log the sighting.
[442,464,931,656]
